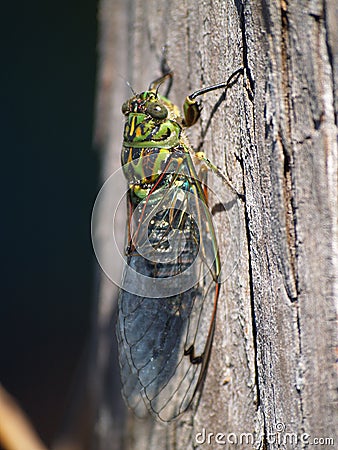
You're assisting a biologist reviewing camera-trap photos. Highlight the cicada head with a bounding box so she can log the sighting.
[121,91,168,120]
[121,90,182,151]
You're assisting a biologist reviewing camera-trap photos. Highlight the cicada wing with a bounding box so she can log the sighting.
[117,157,220,421]
[146,273,219,422]
[118,281,219,421]
[117,286,197,421]
[116,314,149,418]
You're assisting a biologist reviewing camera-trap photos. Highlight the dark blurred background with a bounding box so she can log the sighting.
[1,0,99,446]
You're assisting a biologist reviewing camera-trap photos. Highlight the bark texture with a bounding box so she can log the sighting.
[92,1,337,449]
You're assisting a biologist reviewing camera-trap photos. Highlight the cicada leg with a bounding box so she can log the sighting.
[194,151,244,198]
[148,71,173,97]
[182,67,244,127]
[183,67,245,198]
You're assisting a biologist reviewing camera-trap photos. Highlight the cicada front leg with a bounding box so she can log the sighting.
[182,68,245,198]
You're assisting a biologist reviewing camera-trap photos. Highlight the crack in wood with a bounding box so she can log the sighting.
[235,3,267,447]
[278,131,299,300]
[235,0,255,100]
[279,1,299,301]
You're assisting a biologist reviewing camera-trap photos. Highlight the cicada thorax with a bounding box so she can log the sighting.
[122,144,189,198]
[123,113,181,148]
[121,146,172,185]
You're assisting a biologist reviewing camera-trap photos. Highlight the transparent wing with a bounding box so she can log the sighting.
[117,153,220,421]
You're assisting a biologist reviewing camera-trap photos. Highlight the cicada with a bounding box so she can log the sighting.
[117,68,242,422]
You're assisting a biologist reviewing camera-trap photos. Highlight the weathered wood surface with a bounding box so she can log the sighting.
[92,0,337,449]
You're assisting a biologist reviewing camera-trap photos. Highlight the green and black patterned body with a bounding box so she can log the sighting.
[117,72,229,421]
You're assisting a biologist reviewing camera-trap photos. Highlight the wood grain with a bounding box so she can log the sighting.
[90,1,338,448]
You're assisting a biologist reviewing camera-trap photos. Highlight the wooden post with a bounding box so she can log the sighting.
[89,0,337,448]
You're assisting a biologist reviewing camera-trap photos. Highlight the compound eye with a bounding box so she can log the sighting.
[146,102,168,119]
[122,101,129,114]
